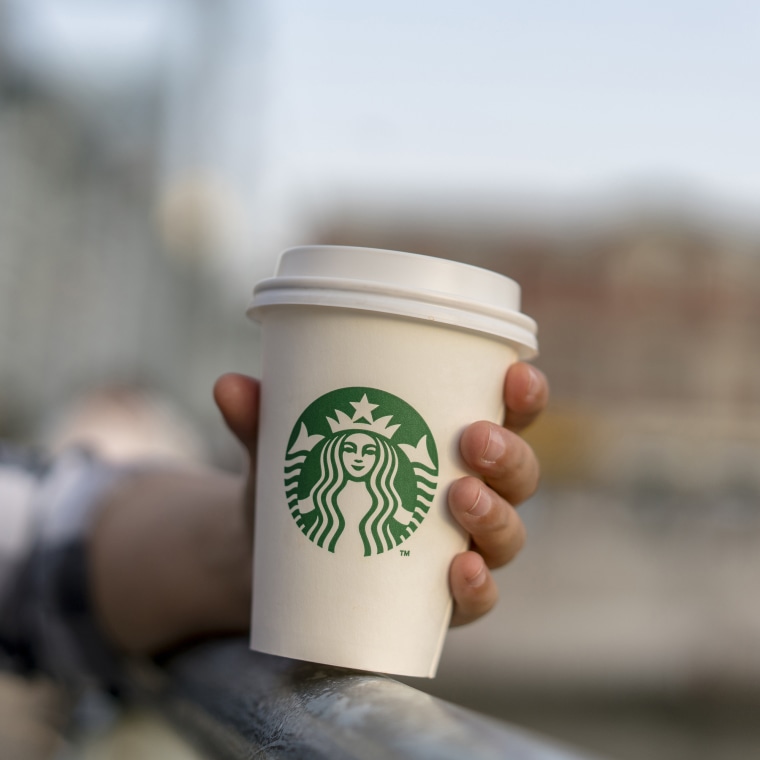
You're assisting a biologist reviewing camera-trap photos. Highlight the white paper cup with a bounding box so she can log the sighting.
[247,245,537,677]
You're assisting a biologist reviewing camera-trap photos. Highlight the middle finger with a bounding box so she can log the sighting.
[459,421,540,506]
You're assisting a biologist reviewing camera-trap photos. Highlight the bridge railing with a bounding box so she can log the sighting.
[128,638,606,760]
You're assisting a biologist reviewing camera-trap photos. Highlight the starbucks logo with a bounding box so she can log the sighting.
[284,387,439,556]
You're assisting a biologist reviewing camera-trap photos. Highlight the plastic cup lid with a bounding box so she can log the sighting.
[249,246,538,359]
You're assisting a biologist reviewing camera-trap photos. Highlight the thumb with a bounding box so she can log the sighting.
[213,373,261,460]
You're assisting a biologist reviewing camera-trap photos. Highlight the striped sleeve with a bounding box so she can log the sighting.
[0,443,123,691]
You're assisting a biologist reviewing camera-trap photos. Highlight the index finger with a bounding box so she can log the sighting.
[503,362,549,432]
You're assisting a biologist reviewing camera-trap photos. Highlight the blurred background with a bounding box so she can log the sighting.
[1,1,759,759]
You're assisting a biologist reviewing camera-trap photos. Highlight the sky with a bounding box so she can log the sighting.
[3,0,760,273]
[6,0,760,201]
[264,0,760,206]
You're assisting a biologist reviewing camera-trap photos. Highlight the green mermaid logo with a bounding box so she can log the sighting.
[284,387,438,556]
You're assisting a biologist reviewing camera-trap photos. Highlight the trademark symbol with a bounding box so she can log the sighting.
[400,549,411,557]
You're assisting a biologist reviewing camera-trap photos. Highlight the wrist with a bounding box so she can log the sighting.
[90,466,251,655]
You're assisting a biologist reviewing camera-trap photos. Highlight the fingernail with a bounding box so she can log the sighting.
[466,485,490,517]
[481,424,506,464]
[467,563,487,588]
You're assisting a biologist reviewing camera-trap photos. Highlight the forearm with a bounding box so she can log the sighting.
[89,466,251,656]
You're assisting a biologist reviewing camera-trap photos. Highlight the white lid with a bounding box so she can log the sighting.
[248,246,538,359]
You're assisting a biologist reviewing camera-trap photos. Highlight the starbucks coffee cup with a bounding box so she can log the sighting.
[247,245,537,677]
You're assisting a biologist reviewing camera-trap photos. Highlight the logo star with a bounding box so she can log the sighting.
[350,393,379,423]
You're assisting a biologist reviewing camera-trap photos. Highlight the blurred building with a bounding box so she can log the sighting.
[0,1,261,460]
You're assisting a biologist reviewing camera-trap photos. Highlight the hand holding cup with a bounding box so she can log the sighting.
[215,360,548,632]
[232,246,539,677]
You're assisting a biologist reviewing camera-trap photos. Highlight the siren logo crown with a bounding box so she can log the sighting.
[326,393,400,439]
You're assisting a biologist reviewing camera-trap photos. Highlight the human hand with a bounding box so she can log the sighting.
[88,364,545,659]
[214,363,548,629]
[213,373,260,531]
[447,362,548,626]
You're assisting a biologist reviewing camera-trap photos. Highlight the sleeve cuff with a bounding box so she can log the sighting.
[30,450,128,693]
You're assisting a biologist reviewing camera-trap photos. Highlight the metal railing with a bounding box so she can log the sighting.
[131,639,606,760]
